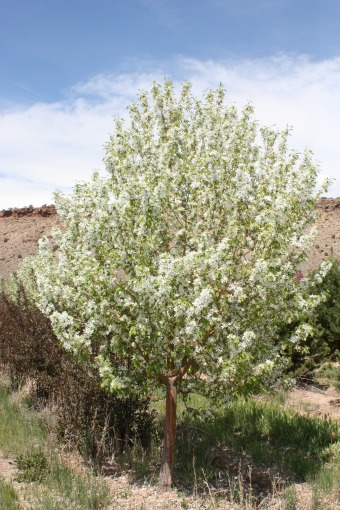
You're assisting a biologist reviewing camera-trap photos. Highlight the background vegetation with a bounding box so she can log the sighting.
[286,258,340,379]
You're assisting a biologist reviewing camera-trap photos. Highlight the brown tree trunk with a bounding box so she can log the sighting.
[158,376,177,490]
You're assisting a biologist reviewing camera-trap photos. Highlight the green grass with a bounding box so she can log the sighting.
[0,386,45,455]
[0,477,21,510]
[174,398,338,485]
[0,383,110,510]
[43,460,110,510]
[308,441,340,506]
[150,389,340,498]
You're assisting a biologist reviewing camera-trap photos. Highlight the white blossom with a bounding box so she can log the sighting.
[14,79,329,398]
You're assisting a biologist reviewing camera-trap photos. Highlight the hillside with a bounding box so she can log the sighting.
[0,205,61,280]
[1,198,340,280]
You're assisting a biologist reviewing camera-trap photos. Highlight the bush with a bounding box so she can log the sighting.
[0,283,63,394]
[284,259,340,376]
[311,258,340,359]
[0,281,155,462]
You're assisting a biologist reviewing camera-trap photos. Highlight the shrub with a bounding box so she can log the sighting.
[0,281,155,462]
[311,258,340,359]
[284,259,340,376]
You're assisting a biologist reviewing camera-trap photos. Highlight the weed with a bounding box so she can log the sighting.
[45,460,110,509]
[180,500,189,509]
[15,448,48,483]
[311,486,321,510]
[283,485,297,510]
[307,442,340,506]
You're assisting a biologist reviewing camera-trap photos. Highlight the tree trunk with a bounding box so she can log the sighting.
[159,376,177,490]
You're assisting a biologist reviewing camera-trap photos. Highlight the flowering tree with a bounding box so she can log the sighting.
[21,81,329,488]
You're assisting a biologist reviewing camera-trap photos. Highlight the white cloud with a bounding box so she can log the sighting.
[182,54,340,196]
[70,71,164,101]
[0,54,339,209]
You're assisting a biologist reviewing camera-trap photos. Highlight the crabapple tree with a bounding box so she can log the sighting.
[21,81,330,488]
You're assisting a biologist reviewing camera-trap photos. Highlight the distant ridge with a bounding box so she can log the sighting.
[1,198,339,219]
[317,197,340,210]
[0,204,56,218]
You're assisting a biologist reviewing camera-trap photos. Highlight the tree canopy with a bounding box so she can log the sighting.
[18,80,330,487]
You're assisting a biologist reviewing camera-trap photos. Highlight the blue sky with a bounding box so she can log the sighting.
[1,0,340,208]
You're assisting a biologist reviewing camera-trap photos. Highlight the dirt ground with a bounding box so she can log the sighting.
[285,384,340,421]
